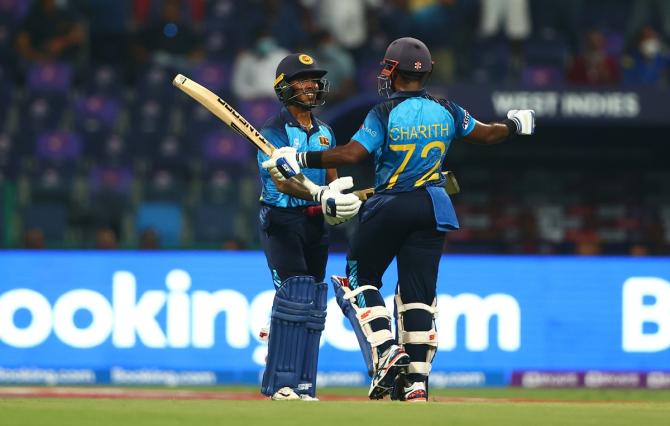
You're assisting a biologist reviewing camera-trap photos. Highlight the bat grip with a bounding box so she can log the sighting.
[292,174,322,199]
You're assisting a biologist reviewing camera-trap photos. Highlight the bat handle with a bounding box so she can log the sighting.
[292,174,323,199]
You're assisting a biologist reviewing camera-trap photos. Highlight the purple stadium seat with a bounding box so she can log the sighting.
[0,0,29,21]
[30,166,75,203]
[143,168,186,202]
[87,133,130,164]
[35,131,82,163]
[521,65,564,88]
[356,60,381,93]
[191,61,231,93]
[82,65,123,95]
[149,135,191,175]
[74,95,120,130]
[605,31,624,56]
[525,37,569,68]
[201,129,252,165]
[19,93,69,135]
[137,66,177,102]
[127,96,169,149]
[28,63,73,92]
[237,98,280,128]
[89,165,133,195]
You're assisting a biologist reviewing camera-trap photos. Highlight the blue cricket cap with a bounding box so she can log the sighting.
[383,37,433,73]
[274,53,327,88]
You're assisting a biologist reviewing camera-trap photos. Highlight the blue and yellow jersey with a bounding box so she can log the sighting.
[258,107,336,207]
[352,89,475,193]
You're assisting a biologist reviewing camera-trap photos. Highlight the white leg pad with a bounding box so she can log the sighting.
[395,293,439,376]
[339,282,394,371]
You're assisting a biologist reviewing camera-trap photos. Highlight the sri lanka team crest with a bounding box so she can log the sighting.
[319,135,329,146]
[298,54,314,65]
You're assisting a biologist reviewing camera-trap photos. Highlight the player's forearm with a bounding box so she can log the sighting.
[272,175,317,201]
[298,141,369,169]
[464,121,515,145]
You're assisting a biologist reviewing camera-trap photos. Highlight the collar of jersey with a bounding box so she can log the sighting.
[280,106,321,133]
[390,89,427,99]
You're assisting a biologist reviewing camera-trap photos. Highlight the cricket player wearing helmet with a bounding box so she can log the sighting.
[257,53,361,401]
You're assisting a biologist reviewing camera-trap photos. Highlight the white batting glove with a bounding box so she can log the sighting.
[316,176,361,225]
[327,176,354,192]
[261,147,301,181]
[507,109,535,135]
[321,190,361,222]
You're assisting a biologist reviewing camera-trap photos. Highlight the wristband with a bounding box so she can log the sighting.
[502,118,519,136]
[297,151,324,168]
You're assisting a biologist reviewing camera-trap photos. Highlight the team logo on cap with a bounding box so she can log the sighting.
[298,54,314,65]
[414,61,422,70]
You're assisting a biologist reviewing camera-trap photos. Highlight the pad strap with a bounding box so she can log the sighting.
[408,362,432,375]
[399,330,438,346]
[396,302,439,317]
[357,306,392,325]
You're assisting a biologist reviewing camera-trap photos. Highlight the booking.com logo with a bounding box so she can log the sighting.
[0,269,522,363]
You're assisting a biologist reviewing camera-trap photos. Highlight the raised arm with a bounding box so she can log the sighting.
[297,140,369,169]
[463,120,515,145]
[465,110,535,145]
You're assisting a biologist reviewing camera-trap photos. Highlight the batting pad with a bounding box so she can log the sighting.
[300,280,327,397]
[261,276,326,397]
[332,276,393,377]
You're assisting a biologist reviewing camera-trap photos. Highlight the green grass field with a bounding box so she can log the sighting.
[2,387,670,426]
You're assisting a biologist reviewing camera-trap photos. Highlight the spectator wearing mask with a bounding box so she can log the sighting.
[622,25,669,86]
[232,30,289,100]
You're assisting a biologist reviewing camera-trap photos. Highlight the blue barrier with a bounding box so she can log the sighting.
[1,252,669,387]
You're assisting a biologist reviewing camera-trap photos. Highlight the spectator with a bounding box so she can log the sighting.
[14,0,86,64]
[265,0,310,51]
[95,227,118,249]
[375,0,415,45]
[479,0,531,41]
[231,30,289,100]
[132,0,203,69]
[302,0,376,57]
[567,29,621,85]
[622,25,669,86]
[308,30,355,103]
[22,228,46,249]
[479,0,531,75]
[139,228,160,249]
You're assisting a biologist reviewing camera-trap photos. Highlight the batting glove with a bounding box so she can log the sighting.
[507,109,535,135]
[315,176,361,225]
[261,147,301,181]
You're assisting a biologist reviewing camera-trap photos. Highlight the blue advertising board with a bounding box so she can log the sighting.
[1,252,669,387]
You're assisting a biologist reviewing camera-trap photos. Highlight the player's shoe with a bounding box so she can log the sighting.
[271,387,300,400]
[402,381,427,402]
[299,394,319,401]
[368,345,410,399]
